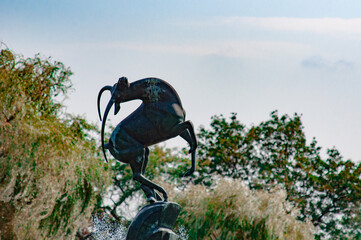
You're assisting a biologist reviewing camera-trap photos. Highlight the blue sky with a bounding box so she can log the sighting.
[1,1,361,161]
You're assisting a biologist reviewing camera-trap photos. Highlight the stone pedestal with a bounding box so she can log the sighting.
[126,202,181,240]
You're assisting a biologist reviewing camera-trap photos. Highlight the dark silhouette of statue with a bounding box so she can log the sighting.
[98,77,197,203]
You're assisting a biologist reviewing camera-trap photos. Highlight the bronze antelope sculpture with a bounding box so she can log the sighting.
[98,77,197,202]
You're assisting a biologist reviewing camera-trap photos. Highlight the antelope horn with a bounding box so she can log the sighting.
[100,97,114,163]
[97,85,112,121]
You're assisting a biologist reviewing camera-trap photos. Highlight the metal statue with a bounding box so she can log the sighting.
[98,77,197,203]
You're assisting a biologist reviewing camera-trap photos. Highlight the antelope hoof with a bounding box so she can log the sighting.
[147,196,157,203]
[189,146,196,154]
[184,168,195,177]
[162,192,168,202]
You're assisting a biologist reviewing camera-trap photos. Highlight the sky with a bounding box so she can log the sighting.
[1,0,360,161]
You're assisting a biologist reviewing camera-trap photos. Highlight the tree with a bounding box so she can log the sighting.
[197,111,361,239]
[0,47,111,239]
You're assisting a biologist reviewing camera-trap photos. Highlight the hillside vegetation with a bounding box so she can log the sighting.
[0,48,111,239]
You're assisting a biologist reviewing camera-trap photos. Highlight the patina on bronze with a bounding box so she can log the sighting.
[98,77,197,203]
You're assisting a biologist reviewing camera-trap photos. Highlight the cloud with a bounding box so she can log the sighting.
[194,17,361,39]
[54,17,360,64]
[301,56,354,70]
[70,40,312,61]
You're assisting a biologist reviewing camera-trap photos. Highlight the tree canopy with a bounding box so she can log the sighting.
[196,111,361,239]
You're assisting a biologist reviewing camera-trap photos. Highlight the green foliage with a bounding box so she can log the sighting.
[174,178,315,240]
[0,47,111,239]
[197,111,361,239]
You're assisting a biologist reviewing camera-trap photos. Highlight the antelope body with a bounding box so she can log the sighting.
[98,77,197,202]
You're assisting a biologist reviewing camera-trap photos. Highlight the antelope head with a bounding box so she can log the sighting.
[97,77,129,162]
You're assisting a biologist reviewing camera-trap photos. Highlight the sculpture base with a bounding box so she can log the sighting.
[126,202,181,240]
